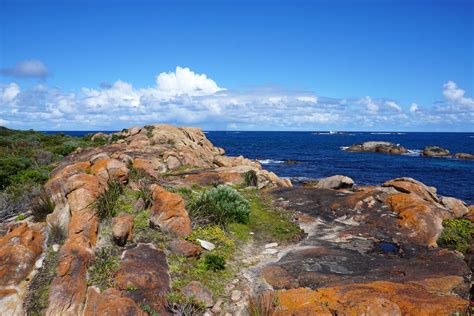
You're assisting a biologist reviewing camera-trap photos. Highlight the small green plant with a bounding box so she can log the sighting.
[15,214,26,221]
[203,254,225,271]
[243,170,258,187]
[95,179,123,220]
[145,125,154,138]
[125,286,138,291]
[189,185,250,227]
[88,248,119,291]
[437,219,473,254]
[110,134,127,143]
[48,222,67,245]
[31,191,55,222]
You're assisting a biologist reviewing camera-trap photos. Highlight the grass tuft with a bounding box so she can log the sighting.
[243,170,258,187]
[31,191,55,222]
[95,179,123,220]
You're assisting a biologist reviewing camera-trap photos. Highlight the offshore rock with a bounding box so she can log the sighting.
[422,145,450,157]
[346,141,408,154]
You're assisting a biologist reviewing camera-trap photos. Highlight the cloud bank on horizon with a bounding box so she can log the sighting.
[0,63,473,131]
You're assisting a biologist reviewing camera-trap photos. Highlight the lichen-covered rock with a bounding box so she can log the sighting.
[168,239,202,257]
[275,280,467,315]
[115,244,170,314]
[84,287,146,316]
[0,223,45,316]
[90,158,129,185]
[112,213,134,246]
[150,184,192,237]
[383,177,439,203]
[455,152,474,160]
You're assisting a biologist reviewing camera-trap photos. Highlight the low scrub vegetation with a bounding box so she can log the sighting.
[87,247,120,291]
[437,219,473,254]
[203,253,226,271]
[189,185,250,227]
[32,191,56,222]
[247,291,278,316]
[243,169,258,187]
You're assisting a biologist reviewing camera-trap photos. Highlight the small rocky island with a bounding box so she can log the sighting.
[345,141,408,154]
[0,124,473,315]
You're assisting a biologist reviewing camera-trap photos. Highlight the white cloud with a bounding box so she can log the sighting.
[0,83,20,104]
[0,69,472,131]
[443,81,474,106]
[0,60,49,79]
[385,101,402,112]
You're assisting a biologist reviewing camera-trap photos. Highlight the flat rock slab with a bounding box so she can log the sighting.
[115,244,170,314]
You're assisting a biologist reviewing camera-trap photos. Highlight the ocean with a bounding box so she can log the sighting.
[46,131,474,204]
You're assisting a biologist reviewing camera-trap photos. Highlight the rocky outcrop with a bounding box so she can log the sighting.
[314,175,354,190]
[115,244,170,314]
[455,152,474,160]
[441,196,469,218]
[265,177,470,314]
[345,141,408,154]
[0,223,45,316]
[182,281,213,307]
[422,145,450,157]
[112,213,134,246]
[150,184,192,237]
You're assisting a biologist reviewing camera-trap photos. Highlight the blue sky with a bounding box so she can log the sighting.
[0,0,473,131]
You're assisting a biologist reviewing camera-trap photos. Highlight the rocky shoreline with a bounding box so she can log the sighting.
[0,124,473,315]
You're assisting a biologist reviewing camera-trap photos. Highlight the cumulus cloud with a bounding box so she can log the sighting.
[0,59,49,79]
[0,68,472,131]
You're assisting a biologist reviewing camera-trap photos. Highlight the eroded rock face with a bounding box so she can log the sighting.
[441,196,469,218]
[0,223,45,316]
[150,185,192,237]
[346,141,408,154]
[84,287,146,316]
[115,244,170,314]
[422,145,450,157]
[112,213,134,246]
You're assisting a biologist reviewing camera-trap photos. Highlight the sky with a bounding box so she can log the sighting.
[0,0,473,131]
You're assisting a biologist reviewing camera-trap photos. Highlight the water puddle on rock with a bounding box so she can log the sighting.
[375,241,400,254]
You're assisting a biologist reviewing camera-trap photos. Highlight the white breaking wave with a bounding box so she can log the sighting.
[404,149,422,156]
[257,159,284,164]
[340,146,349,150]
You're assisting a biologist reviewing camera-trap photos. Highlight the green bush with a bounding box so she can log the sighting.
[9,168,49,185]
[0,157,31,188]
[437,219,473,254]
[189,185,250,227]
[243,170,258,187]
[204,254,226,271]
[95,179,123,220]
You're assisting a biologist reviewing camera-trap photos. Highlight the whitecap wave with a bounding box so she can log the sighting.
[340,146,349,150]
[257,159,284,164]
[404,149,421,156]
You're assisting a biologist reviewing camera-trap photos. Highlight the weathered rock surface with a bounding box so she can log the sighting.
[346,141,408,154]
[0,223,45,316]
[182,281,213,307]
[441,196,469,218]
[84,287,146,316]
[455,152,474,160]
[168,239,202,257]
[314,175,354,190]
[115,244,170,314]
[112,213,134,246]
[265,178,470,314]
[150,184,192,237]
[422,145,450,157]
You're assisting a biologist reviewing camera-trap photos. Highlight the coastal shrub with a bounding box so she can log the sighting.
[110,134,127,143]
[88,247,119,291]
[0,157,31,188]
[51,144,77,156]
[189,185,250,227]
[31,191,56,222]
[0,182,42,221]
[203,254,226,271]
[95,179,123,220]
[437,219,473,254]
[9,168,49,185]
[243,170,258,187]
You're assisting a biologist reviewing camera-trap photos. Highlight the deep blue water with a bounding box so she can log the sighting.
[46,131,474,204]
